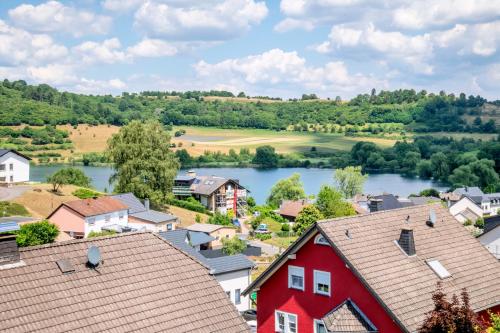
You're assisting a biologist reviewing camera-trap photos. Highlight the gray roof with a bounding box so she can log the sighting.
[453,186,484,197]
[189,231,216,246]
[408,196,440,206]
[322,299,377,332]
[131,210,177,224]
[0,149,31,160]
[369,194,413,211]
[159,230,254,275]
[175,175,196,182]
[0,221,20,233]
[187,223,229,233]
[483,215,500,235]
[0,216,37,224]
[192,176,230,196]
[110,193,146,214]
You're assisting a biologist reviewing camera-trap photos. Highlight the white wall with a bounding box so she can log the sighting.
[84,209,128,237]
[449,197,483,223]
[479,228,500,259]
[215,269,251,312]
[0,152,30,183]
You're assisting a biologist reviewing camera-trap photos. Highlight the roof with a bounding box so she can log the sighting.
[131,210,177,224]
[457,208,481,222]
[175,175,196,182]
[246,204,500,332]
[0,149,31,161]
[453,187,485,204]
[187,223,231,233]
[0,232,250,332]
[279,200,310,218]
[110,193,146,214]
[369,194,413,211]
[160,230,254,275]
[483,215,500,235]
[56,197,129,217]
[322,299,378,332]
[189,230,216,246]
[408,196,440,206]
[191,176,231,196]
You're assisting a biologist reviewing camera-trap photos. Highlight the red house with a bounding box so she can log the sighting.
[244,204,500,333]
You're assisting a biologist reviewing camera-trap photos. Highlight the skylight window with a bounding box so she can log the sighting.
[427,259,451,279]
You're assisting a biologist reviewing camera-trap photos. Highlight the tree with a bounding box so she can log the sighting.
[489,312,500,333]
[417,160,433,178]
[430,152,450,180]
[252,145,279,168]
[208,212,233,226]
[334,166,367,199]
[221,236,247,255]
[106,120,180,205]
[419,188,440,197]
[266,173,306,208]
[419,283,483,333]
[46,167,91,192]
[315,185,356,218]
[293,205,323,235]
[449,165,480,188]
[16,220,59,247]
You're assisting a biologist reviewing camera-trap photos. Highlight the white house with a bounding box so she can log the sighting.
[0,149,30,184]
[452,187,500,216]
[478,223,500,259]
[449,196,483,223]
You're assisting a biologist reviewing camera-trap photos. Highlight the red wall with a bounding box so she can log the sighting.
[256,232,403,333]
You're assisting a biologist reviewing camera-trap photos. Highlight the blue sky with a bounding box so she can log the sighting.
[1,0,500,99]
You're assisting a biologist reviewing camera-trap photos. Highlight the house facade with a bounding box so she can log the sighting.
[47,197,129,238]
[0,149,30,184]
[449,196,483,223]
[452,187,500,216]
[245,204,500,333]
[173,172,248,216]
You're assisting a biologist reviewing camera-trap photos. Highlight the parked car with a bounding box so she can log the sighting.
[232,218,240,227]
[255,223,269,234]
[240,309,257,321]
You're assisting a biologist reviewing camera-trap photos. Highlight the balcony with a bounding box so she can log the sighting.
[172,186,192,196]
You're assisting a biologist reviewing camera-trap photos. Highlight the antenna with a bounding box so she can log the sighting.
[87,246,101,267]
[426,209,437,227]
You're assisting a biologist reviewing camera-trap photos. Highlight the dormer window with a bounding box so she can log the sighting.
[314,234,329,245]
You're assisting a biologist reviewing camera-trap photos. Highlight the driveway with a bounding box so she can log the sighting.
[246,238,281,256]
[0,185,31,201]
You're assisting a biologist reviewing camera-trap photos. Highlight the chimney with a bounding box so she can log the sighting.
[187,170,196,178]
[0,234,20,266]
[144,198,150,211]
[398,228,416,256]
[369,198,383,212]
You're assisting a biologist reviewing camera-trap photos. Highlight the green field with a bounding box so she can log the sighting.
[172,126,398,156]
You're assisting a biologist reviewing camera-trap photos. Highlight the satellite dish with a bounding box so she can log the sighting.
[87,246,101,267]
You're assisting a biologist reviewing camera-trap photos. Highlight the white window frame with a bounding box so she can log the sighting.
[314,234,329,245]
[0,164,5,171]
[275,310,297,333]
[87,217,96,225]
[9,163,13,171]
[167,223,173,231]
[288,265,304,291]
[314,319,327,333]
[235,289,241,305]
[119,212,124,220]
[313,270,331,296]
[105,214,111,222]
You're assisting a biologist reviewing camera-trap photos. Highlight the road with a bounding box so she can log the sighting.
[0,185,31,201]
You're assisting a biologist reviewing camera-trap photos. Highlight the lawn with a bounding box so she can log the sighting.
[171,126,397,156]
[166,205,209,227]
[263,235,298,249]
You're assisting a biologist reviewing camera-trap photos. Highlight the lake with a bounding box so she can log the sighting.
[31,165,448,204]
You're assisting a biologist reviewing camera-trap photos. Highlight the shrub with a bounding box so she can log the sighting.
[281,223,290,232]
[72,188,102,199]
[16,220,59,247]
[254,233,272,241]
[209,212,233,226]
[88,230,116,238]
[221,236,247,255]
[0,201,30,217]
[475,218,485,229]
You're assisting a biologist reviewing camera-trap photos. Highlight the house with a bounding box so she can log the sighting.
[452,186,500,216]
[244,204,500,333]
[366,193,414,212]
[0,232,250,332]
[187,222,237,248]
[478,216,500,259]
[47,196,129,238]
[173,171,249,216]
[449,196,483,223]
[111,193,179,232]
[278,199,311,221]
[160,229,255,312]
[0,149,30,184]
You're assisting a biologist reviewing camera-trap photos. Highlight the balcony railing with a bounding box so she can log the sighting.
[172,186,192,196]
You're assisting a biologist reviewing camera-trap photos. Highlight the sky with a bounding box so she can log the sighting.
[1,0,500,99]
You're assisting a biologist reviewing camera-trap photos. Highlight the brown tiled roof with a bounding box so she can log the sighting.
[279,200,310,218]
[322,299,377,332]
[318,204,500,332]
[0,232,249,333]
[61,197,129,217]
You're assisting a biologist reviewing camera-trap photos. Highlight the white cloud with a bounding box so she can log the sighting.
[101,0,143,12]
[127,39,178,57]
[274,18,315,33]
[9,1,112,37]
[73,38,130,64]
[134,0,268,41]
[393,0,500,29]
[194,48,386,96]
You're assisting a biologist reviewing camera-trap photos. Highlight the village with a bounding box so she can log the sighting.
[0,148,499,332]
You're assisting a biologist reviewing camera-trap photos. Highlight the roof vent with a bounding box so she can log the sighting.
[427,259,451,279]
[345,229,351,239]
[398,228,416,256]
[426,209,437,227]
[56,258,75,274]
[87,245,101,268]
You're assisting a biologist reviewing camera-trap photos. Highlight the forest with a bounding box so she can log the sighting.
[0,79,497,134]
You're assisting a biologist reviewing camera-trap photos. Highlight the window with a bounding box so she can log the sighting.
[275,311,297,333]
[105,215,111,222]
[167,223,173,231]
[0,177,5,182]
[119,212,124,220]
[9,176,13,182]
[88,217,95,225]
[314,320,327,333]
[226,291,231,299]
[314,270,331,296]
[427,259,451,279]
[314,234,329,245]
[288,266,304,291]
[0,164,5,171]
[235,289,241,305]
[9,163,13,171]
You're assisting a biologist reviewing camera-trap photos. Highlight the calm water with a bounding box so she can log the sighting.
[31,165,448,204]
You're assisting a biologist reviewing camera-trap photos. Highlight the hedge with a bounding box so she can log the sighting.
[165,197,212,215]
